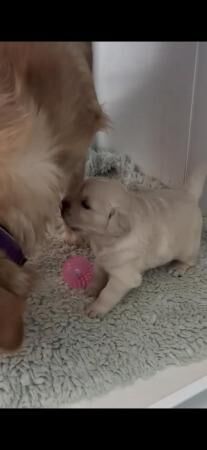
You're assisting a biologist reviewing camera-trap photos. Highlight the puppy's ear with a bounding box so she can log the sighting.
[0,287,25,352]
[107,208,130,237]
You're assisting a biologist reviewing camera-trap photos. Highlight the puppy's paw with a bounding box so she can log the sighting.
[85,301,109,318]
[168,261,193,278]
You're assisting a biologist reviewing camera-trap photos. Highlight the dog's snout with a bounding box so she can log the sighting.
[61,199,70,217]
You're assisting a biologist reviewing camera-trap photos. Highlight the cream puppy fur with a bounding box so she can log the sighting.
[62,166,207,317]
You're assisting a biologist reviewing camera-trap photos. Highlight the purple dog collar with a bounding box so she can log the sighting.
[0,225,27,266]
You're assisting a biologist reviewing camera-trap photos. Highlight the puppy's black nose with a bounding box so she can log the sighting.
[60,199,70,217]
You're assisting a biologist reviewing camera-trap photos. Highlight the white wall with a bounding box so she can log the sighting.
[187,43,207,210]
[94,42,198,186]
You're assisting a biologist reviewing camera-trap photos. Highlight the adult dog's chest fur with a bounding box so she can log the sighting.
[0,108,66,253]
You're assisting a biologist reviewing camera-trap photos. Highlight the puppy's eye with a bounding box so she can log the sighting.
[81,199,91,210]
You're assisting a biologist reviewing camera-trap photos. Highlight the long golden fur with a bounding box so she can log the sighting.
[0,42,107,351]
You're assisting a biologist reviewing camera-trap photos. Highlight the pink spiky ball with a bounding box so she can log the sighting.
[62,255,94,289]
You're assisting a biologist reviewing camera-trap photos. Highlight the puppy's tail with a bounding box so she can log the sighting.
[185,164,207,202]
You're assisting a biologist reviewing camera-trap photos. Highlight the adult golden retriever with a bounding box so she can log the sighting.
[0,42,107,351]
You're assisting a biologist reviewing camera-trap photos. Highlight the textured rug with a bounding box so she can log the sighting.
[0,148,207,408]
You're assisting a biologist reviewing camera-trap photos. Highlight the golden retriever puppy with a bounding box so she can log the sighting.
[0,42,107,350]
[62,166,207,318]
